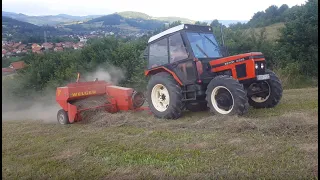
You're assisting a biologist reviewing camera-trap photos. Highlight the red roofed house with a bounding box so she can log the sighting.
[2,68,15,75]
[9,61,26,70]
[32,46,44,54]
[54,47,64,52]
[63,42,74,48]
[42,42,54,50]
[12,42,21,48]
[18,44,26,50]
[55,43,62,47]
[2,49,7,57]
[2,61,26,76]
[32,43,40,49]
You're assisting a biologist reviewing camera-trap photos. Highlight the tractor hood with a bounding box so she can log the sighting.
[208,52,264,68]
[197,52,266,82]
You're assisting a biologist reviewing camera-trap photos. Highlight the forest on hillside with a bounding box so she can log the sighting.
[2,0,318,100]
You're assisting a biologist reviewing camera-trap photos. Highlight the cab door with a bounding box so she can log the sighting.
[168,32,198,85]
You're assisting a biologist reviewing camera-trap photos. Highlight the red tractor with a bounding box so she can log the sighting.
[144,24,283,119]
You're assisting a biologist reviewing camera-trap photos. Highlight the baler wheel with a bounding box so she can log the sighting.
[57,109,70,125]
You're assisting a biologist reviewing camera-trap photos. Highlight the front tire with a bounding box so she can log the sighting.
[147,72,183,119]
[248,69,283,108]
[206,75,249,115]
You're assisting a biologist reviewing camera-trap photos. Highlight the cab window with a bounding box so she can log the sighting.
[149,38,169,68]
[169,33,188,62]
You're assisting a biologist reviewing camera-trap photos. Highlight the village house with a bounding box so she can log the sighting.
[18,44,26,50]
[55,43,63,47]
[31,43,40,49]
[2,61,26,76]
[54,47,63,52]
[2,49,6,57]
[42,42,54,50]
[62,42,74,48]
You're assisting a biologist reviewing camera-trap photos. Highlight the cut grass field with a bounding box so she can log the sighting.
[2,88,318,179]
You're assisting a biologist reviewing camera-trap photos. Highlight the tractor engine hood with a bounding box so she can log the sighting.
[197,52,266,82]
[208,52,265,68]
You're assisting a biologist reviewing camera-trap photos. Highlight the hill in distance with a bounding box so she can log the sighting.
[3,10,248,27]
[2,11,102,26]
[203,20,248,27]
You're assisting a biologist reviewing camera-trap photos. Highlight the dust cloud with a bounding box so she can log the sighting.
[83,67,125,85]
[2,66,126,123]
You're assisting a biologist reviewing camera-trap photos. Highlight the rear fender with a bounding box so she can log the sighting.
[144,67,183,85]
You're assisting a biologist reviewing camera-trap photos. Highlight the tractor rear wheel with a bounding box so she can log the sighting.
[206,75,249,116]
[57,109,70,124]
[147,72,183,119]
[248,69,283,108]
[186,102,208,112]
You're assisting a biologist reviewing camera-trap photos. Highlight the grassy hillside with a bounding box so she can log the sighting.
[2,16,68,43]
[2,88,318,179]
[251,22,285,41]
[232,22,285,42]
[117,11,152,19]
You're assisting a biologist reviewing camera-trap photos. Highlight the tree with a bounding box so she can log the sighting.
[277,0,318,76]
[195,21,208,26]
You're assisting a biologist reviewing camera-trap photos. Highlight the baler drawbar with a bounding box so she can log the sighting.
[56,73,146,124]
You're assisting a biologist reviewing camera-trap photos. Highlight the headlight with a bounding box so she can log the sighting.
[261,63,264,69]
[255,63,259,69]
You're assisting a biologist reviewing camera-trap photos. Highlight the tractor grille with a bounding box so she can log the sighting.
[236,64,247,78]
[255,61,266,75]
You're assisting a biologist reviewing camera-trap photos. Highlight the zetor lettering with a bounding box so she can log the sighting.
[71,90,97,97]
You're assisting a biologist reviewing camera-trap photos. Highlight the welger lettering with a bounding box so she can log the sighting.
[71,90,97,97]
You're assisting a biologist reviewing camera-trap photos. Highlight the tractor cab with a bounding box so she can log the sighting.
[145,24,224,85]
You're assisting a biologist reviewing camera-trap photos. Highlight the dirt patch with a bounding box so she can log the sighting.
[228,137,242,144]
[298,143,318,153]
[185,142,208,149]
[53,148,82,160]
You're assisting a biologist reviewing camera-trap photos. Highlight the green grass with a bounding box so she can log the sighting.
[2,88,318,179]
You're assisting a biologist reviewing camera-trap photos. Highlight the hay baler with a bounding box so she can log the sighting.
[55,74,146,124]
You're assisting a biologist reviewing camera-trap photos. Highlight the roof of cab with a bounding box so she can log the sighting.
[148,24,212,44]
[148,24,185,43]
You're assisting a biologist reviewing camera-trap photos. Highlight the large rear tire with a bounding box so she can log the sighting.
[147,72,183,119]
[248,69,283,108]
[206,75,249,116]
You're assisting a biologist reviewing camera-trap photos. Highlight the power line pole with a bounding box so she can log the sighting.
[44,31,47,43]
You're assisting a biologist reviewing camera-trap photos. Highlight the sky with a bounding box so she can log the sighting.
[2,0,307,21]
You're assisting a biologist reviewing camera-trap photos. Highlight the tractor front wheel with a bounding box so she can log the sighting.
[206,75,249,116]
[248,69,283,108]
[147,72,183,119]
[57,109,70,125]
